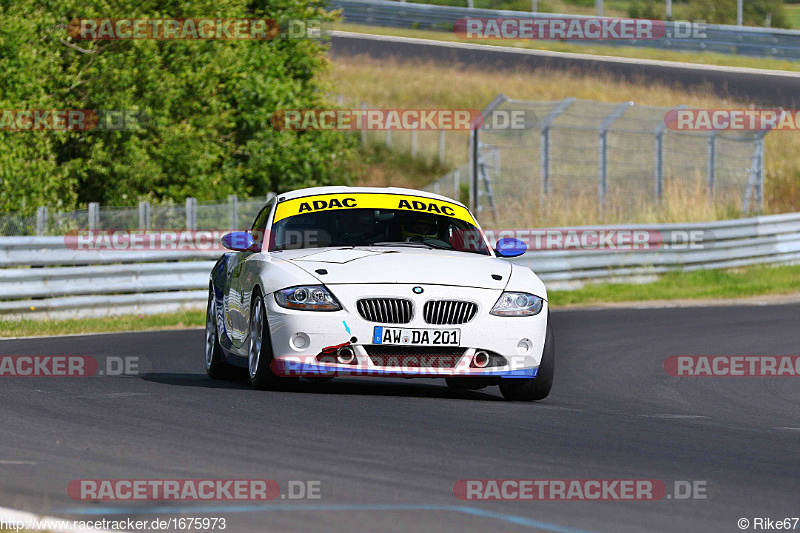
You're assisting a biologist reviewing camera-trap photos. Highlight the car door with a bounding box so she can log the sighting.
[225,200,274,352]
[240,198,275,346]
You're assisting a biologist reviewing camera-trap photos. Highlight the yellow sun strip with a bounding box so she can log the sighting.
[273,193,476,225]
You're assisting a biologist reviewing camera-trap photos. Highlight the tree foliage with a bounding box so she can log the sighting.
[0,0,355,214]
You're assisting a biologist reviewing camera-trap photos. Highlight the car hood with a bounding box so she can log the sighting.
[277,247,511,289]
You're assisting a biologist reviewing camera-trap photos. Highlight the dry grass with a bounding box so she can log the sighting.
[328,56,740,109]
[327,56,800,223]
[488,176,741,226]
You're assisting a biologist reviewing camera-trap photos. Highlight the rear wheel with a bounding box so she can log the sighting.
[248,290,298,391]
[205,287,233,379]
[499,312,554,401]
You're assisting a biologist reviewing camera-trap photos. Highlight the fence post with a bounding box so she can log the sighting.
[386,128,392,149]
[598,102,633,214]
[654,131,664,204]
[598,133,607,210]
[757,134,765,212]
[228,194,239,230]
[438,130,446,163]
[138,201,150,230]
[36,206,48,236]
[743,131,768,215]
[655,105,688,205]
[469,129,478,212]
[706,132,717,196]
[411,129,418,158]
[186,197,197,230]
[539,98,575,201]
[470,93,509,215]
[88,202,99,230]
[453,168,460,202]
[531,0,537,11]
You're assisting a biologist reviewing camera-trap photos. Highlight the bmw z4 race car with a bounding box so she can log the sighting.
[205,186,554,401]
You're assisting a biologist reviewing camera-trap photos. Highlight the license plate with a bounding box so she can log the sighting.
[373,327,460,346]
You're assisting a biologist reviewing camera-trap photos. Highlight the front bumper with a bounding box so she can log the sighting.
[265,283,547,379]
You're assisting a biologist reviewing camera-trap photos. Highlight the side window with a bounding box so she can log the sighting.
[250,198,275,249]
[250,206,269,233]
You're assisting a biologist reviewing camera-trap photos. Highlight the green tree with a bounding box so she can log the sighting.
[0,0,355,214]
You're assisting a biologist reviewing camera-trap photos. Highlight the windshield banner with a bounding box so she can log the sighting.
[273,193,476,225]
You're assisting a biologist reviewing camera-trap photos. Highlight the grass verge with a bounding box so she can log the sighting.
[549,263,800,306]
[330,23,800,72]
[0,309,205,338]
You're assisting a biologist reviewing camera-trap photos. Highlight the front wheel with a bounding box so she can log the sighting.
[248,290,297,391]
[499,312,554,401]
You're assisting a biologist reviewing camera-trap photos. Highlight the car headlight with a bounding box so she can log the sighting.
[274,285,341,311]
[490,292,544,316]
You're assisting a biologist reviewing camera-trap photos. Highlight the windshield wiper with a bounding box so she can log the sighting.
[272,242,357,251]
[369,240,451,250]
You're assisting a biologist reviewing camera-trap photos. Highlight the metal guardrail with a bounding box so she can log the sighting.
[0,240,219,317]
[1,212,798,318]
[510,212,800,288]
[329,0,800,60]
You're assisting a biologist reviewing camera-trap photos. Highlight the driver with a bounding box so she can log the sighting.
[401,215,439,241]
[338,210,384,244]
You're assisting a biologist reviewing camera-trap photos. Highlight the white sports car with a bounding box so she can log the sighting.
[205,186,553,401]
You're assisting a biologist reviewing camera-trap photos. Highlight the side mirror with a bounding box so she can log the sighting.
[221,231,259,252]
[494,237,527,258]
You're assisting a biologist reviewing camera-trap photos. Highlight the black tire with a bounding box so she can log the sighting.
[499,312,554,401]
[205,287,233,379]
[247,289,298,391]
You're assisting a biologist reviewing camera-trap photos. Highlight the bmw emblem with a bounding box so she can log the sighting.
[412,286,424,294]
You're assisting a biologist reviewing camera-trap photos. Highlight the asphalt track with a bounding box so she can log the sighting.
[329,31,800,107]
[0,304,798,532]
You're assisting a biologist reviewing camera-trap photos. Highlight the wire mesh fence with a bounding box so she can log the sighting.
[330,93,470,168]
[1,96,770,234]
[425,96,768,227]
[427,161,471,205]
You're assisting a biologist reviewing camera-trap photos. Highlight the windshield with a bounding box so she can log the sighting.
[268,205,490,255]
